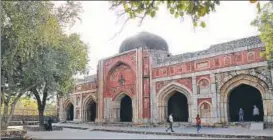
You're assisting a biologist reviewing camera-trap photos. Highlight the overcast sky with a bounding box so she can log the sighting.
[60,1,265,75]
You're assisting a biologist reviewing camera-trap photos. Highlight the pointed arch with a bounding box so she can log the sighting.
[63,98,73,110]
[156,81,193,123]
[107,61,136,78]
[82,94,97,122]
[157,81,192,106]
[198,101,212,118]
[111,92,135,122]
[219,74,272,123]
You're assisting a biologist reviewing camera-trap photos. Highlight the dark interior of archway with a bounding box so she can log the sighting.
[87,102,97,122]
[229,84,264,122]
[67,104,74,121]
[168,92,188,122]
[120,95,132,122]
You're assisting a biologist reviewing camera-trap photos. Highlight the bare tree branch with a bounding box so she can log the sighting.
[109,17,130,40]
[138,0,155,26]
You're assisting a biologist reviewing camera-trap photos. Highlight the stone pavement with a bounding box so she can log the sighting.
[27,128,224,139]
[53,123,273,139]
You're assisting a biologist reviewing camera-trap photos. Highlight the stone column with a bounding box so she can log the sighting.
[59,98,65,121]
[96,60,104,123]
[136,48,142,123]
[191,76,198,123]
[150,80,157,123]
[210,73,219,123]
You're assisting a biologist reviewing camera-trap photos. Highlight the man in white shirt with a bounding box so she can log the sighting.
[253,105,259,122]
[166,114,174,132]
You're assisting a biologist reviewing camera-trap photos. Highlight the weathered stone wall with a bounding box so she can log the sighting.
[59,35,273,127]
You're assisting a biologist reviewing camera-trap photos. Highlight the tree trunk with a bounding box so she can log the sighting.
[38,108,45,128]
[56,93,60,122]
[1,93,24,130]
[1,102,9,130]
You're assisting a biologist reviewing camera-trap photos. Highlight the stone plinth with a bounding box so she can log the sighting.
[250,122,264,130]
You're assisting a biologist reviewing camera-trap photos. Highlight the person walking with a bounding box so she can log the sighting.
[166,114,174,132]
[253,105,259,122]
[238,108,244,122]
[196,114,201,133]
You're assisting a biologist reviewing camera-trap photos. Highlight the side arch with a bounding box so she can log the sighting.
[198,101,212,118]
[82,94,97,122]
[62,98,74,121]
[219,74,272,123]
[156,81,193,123]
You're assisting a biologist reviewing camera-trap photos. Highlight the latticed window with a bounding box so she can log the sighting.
[200,102,211,118]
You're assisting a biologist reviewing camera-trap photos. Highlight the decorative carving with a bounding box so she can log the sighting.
[247,52,255,61]
[198,79,211,94]
[118,74,125,86]
[235,54,242,62]
[199,102,211,118]
[214,58,220,67]
[156,78,193,93]
[105,63,136,98]
[187,63,191,71]
[157,36,261,66]
[224,56,231,65]
[216,67,272,91]
[196,61,209,69]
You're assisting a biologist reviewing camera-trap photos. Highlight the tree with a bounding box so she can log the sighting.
[28,34,88,128]
[1,1,85,130]
[251,2,273,66]
[109,0,262,36]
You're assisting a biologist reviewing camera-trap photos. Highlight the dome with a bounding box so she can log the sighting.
[119,32,169,53]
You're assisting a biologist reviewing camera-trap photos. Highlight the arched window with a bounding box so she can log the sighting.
[199,102,211,118]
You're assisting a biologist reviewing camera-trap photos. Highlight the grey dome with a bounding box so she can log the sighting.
[119,32,169,53]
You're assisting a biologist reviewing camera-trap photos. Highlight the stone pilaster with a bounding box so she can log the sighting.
[136,48,142,122]
[59,98,64,121]
[96,59,104,123]
[192,76,198,123]
[210,73,219,123]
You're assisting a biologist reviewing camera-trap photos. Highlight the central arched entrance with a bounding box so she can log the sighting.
[120,95,132,122]
[228,84,264,122]
[168,92,189,122]
[67,103,74,121]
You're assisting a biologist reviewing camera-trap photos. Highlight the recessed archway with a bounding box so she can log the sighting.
[228,84,264,122]
[66,103,74,121]
[120,95,132,122]
[219,74,271,123]
[167,92,188,122]
[157,82,192,123]
[82,95,97,122]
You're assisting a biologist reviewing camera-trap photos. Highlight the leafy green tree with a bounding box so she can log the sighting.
[1,1,86,130]
[251,2,273,66]
[109,0,262,35]
[28,34,88,128]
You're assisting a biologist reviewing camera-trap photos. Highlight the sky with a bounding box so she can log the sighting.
[59,1,265,76]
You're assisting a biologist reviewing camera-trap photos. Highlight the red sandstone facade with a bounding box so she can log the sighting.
[59,32,273,126]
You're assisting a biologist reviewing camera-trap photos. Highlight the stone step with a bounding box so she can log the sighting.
[250,122,264,130]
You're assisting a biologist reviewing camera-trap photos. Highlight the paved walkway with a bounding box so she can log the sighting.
[53,123,273,138]
[27,128,223,139]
